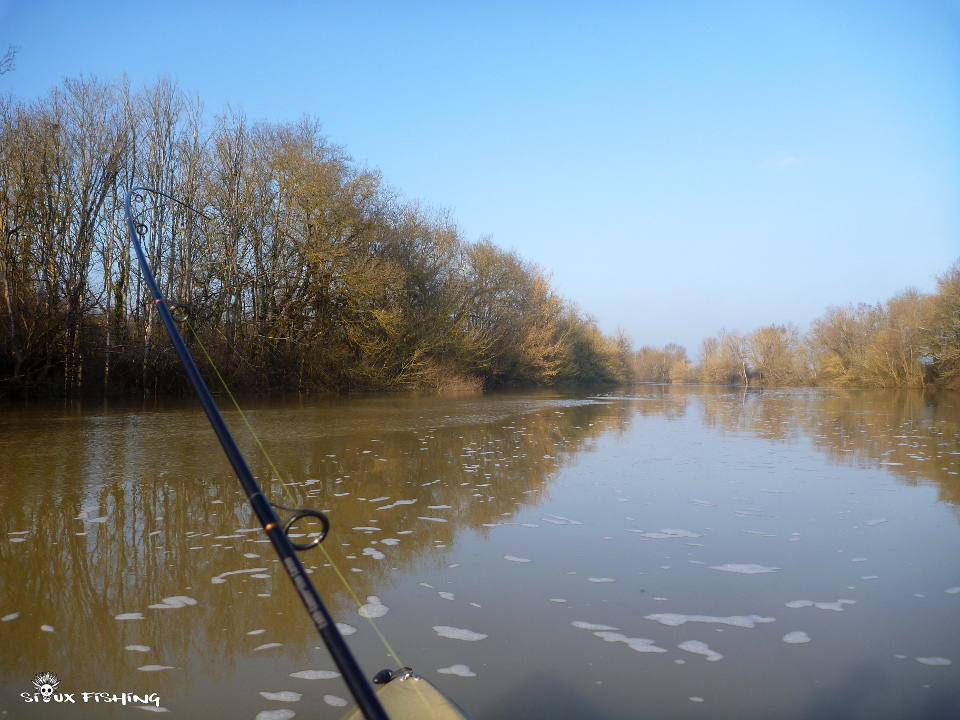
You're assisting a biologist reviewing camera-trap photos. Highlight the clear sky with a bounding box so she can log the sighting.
[2,0,958,356]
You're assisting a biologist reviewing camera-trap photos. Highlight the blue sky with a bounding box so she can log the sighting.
[1,1,958,355]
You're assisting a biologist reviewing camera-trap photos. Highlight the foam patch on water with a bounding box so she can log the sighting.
[324,695,349,707]
[945,587,960,594]
[126,645,151,652]
[438,592,455,600]
[572,621,619,631]
[358,596,389,618]
[1,613,19,622]
[710,564,779,574]
[433,625,488,641]
[916,657,951,666]
[640,529,702,539]
[41,625,54,632]
[115,613,145,620]
[256,711,296,720]
[677,641,723,661]
[419,517,448,523]
[290,670,340,680]
[362,548,385,560]
[588,577,615,583]
[865,518,888,526]
[377,499,417,511]
[254,643,284,651]
[260,691,302,702]
[438,664,476,677]
[783,632,811,644]
[594,631,667,654]
[138,665,175,671]
[504,555,531,563]
[336,623,357,636]
[149,596,197,609]
[785,599,856,611]
[645,614,775,628]
[211,568,268,584]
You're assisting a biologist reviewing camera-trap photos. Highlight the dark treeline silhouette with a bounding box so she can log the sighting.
[0,75,628,398]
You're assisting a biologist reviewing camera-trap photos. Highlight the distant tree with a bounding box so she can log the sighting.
[923,261,960,388]
[612,329,635,384]
[747,324,805,385]
[698,329,749,384]
[665,344,690,382]
[634,343,687,383]
[808,291,930,388]
[554,308,620,386]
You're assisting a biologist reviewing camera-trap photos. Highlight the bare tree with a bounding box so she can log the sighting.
[0,45,18,76]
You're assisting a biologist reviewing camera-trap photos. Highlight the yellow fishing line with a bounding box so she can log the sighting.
[185,319,410,673]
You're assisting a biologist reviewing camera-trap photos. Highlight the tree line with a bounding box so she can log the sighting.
[632,262,960,390]
[0,74,633,399]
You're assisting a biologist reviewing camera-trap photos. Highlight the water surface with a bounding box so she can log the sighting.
[1,387,958,719]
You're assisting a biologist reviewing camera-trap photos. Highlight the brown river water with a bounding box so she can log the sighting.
[1,386,958,719]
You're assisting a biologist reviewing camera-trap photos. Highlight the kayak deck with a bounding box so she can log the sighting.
[339,668,474,720]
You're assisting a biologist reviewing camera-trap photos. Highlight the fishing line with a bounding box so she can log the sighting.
[125,186,391,720]
[130,186,453,720]
[181,283,409,674]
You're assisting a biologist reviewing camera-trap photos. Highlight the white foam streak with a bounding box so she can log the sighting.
[677,641,723,661]
[438,664,476,677]
[572,621,619,631]
[916,657,951,666]
[358,596,389,618]
[433,625,488,641]
[256,711,297,720]
[290,670,341,680]
[709,564,779,574]
[211,567,268,584]
[260,691,302,702]
[645,613,775,628]
[594,631,667,653]
[148,596,197,609]
[377,499,417,511]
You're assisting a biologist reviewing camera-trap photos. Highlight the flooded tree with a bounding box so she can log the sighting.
[747,324,806,385]
[634,343,687,383]
[921,261,960,389]
[0,74,625,398]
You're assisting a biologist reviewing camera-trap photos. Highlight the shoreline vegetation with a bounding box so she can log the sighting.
[1,74,958,400]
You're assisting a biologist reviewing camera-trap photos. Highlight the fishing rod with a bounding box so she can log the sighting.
[124,187,390,720]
